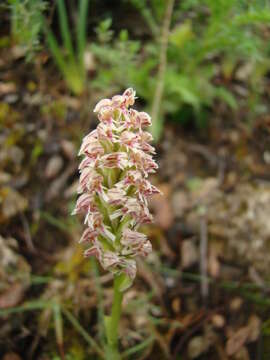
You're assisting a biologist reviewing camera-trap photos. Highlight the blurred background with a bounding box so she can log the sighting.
[1,0,270,359]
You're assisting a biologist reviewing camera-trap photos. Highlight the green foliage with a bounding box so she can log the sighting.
[91,18,158,118]
[126,0,165,36]
[91,20,144,93]
[45,0,89,95]
[8,0,47,60]
[88,0,270,137]
[127,0,270,134]
[8,0,270,132]
[41,100,67,121]
[165,0,270,127]
[174,2,269,105]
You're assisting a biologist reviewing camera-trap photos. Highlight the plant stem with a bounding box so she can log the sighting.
[151,0,175,139]
[106,275,123,360]
[77,0,89,70]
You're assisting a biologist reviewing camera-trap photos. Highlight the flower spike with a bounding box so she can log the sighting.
[73,88,160,287]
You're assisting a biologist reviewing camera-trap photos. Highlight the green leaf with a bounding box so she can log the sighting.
[63,309,105,358]
[170,21,193,49]
[46,28,68,75]
[117,272,133,292]
[77,0,89,67]
[122,335,155,358]
[215,87,237,110]
[57,0,74,59]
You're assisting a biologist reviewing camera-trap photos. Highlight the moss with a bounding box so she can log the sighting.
[54,246,92,282]
[27,81,37,92]
[0,36,10,48]
[30,140,44,165]
[0,103,20,128]
[41,100,67,122]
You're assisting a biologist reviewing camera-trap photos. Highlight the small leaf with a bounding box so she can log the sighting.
[117,272,133,292]
[215,87,237,110]
[170,21,193,48]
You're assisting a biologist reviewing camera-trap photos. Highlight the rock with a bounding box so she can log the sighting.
[235,62,254,81]
[45,156,64,179]
[60,140,76,159]
[0,236,30,308]
[208,240,223,278]
[0,283,25,309]
[189,177,219,202]
[0,82,16,95]
[188,336,209,359]
[188,181,270,277]
[171,298,181,314]
[211,314,225,328]
[149,183,174,230]
[226,326,250,356]
[234,347,250,360]
[0,187,28,221]
[230,297,243,312]
[2,353,22,360]
[84,51,96,71]
[0,172,11,184]
[8,146,24,166]
[4,94,19,104]
[247,315,261,342]
[172,190,189,217]
[181,240,198,269]
[226,315,261,356]
[64,180,79,199]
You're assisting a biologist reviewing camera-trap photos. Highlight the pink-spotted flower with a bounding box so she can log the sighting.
[73,88,160,288]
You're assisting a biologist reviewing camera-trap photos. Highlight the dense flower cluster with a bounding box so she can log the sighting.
[73,88,160,282]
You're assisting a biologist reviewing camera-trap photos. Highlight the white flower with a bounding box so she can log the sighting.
[73,88,160,283]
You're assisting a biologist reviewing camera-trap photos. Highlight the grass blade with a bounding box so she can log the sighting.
[63,308,105,359]
[0,300,53,316]
[57,0,74,59]
[29,275,53,285]
[53,302,65,359]
[122,335,155,358]
[46,28,69,78]
[40,211,70,233]
[91,258,106,345]
[77,0,89,69]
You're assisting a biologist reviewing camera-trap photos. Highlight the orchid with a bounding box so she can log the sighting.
[73,88,160,359]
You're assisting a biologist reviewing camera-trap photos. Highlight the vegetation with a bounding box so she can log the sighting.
[92,0,270,136]
[46,0,89,95]
[7,0,270,132]
[1,0,270,359]
[8,0,47,60]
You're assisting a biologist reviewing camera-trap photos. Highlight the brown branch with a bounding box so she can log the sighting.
[151,0,175,130]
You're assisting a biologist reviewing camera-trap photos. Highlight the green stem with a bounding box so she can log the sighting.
[106,275,123,360]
